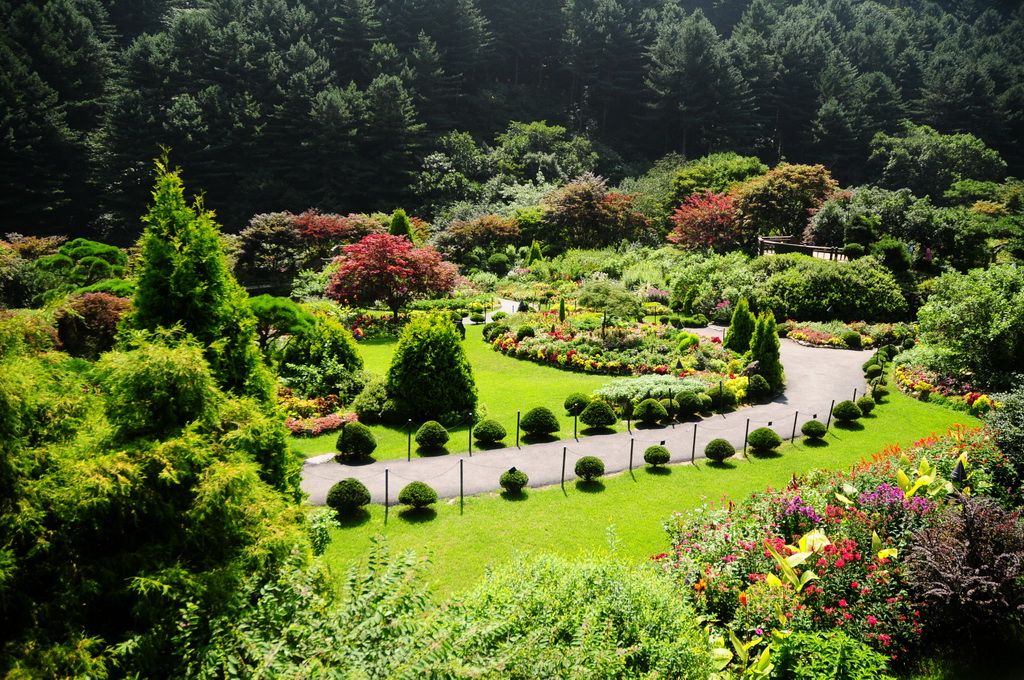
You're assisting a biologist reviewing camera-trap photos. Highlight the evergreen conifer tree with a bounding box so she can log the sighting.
[749,310,785,394]
[724,298,756,353]
[388,207,416,241]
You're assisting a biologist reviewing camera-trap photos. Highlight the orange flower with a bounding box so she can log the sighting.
[739,591,748,607]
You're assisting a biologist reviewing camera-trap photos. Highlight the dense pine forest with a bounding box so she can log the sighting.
[3,0,1023,239]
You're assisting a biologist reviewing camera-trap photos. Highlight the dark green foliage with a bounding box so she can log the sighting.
[337,422,377,459]
[468,313,484,323]
[564,392,591,416]
[634,398,668,425]
[483,322,510,342]
[772,630,893,680]
[327,478,371,513]
[865,364,883,379]
[746,374,771,402]
[473,419,506,444]
[704,438,735,463]
[579,399,617,428]
[385,314,477,421]
[675,391,703,416]
[279,314,365,400]
[659,398,677,419]
[706,384,738,410]
[574,456,605,481]
[750,311,785,394]
[871,237,912,272]
[520,406,559,435]
[558,297,566,322]
[872,384,890,401]
[54,293,131,360]
[515,325,535,341]
[801,420,828,439]
[747,427,782,453]
[487,253,509,275]
[415,420,450,449]
[398,481,437,508]
[352,380,390,424]
[249,295,316,354]
[841,330,862,349]
[499,468,528,492]
[832,400,862,422]
[856,396,876,415]
[723,298,756,353]
[843,243,865,259]
[644,445,671,467]
[984,388,1024,484]
[125,154,273,401]
[698,393,713,412]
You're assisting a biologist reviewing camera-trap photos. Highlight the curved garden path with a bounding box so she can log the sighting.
[301,326,869,505]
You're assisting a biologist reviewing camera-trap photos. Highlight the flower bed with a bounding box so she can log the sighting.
[654,426,1016,674]
[780,320,916,349]
[892,364,995,415]
[285,412,358,437]
[278,388,358,436]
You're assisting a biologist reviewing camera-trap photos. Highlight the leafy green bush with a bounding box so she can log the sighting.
[634,398,668,425]
[704,438,735,463]
[843,242,865,259]
[675,391,703,416]
[865,364,882,379]
[841,330,862,349]
[856,395,876,415]
[469,313,485,323]
[580,399,617,428]
[832,399,862,422]
[574,456,605,481]
[499,467,528,492]
[336,421,377,459]
[520,406,559,435]
[872,384,890,401]
[801,420,828,439]
[415,420,450,449]
[397,481,437,508]
[659,398,677,419]
[698,393,713,411]
[491,311,507,321]
[644,445,671,467]
[681,314,708,327]
[515,325,536,341]
[473,419,506,444]
[747,426,782,453]
[772,630,893,679]
[564,392,591,416]
[326,478,371,513]
[706,383,737,410]
[352,380,389,424]
[746,374,770,402]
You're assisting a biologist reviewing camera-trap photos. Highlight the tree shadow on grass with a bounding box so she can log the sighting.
[802,438,830,448]
[633,422,666,430]
[833,420,865,432]
[474,441,507,451]
[336,454,378,467]
[704,459,738,470]
[749,448,783,459]
[500,489,529,502]
[580,426,616,436]
[644,466,672,477]
[335,508,372,528]
[521,433,559,444]
[397,507,438,523]
[574,479,606,493]
[415,446,450,457]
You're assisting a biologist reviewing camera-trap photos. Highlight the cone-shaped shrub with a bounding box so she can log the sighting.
[704,438,735,463]
[750,311,785,394]
[580,399,617,428]
[634,398,668,425]
[327,478,371,513]
[474,419,506,444]
[520,406,559,435]
[724,298,756,353]
[644,445,671,467]
[575,456,605,481]
[337,421,377,459]
[415,420,450,448]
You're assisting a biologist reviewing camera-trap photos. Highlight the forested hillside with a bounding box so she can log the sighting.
[3,0,1022,239]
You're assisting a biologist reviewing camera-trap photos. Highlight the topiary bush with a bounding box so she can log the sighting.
[659,398,677,420]
[843,242,865,259]
[579,399,617,428]
[564,392,591,416]
[474,418,506,444]
[746,374,771,402]
[336,421,377,459]
[326,478,371,513]
[698,393,713,412]
[397,481,437,509]
[706,383,737,410]
[865,364,882,379]
[499,467,528,492]
[520,406,559,435]
[704,438,735,464]
[633,398,668,425]
[840,330,862,349]
[747,426,782,453]
[832,399,862,422]
[675,391,703,416]
[575,456,605,481]
[856,395,876,415]
[872,384,889,401]
[801,419,828,439]
[415,420,450,448]
[484,322,510,342]
[469,313,485,323]
[644,445,671,467]
[516,325,535,341]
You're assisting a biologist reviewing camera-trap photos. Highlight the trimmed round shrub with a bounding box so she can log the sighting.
[515,325,535,341]
[872,384,890,401]
[397,481,437,509]
[861,355,879,371]
[659,398,677,419]
[675,391,703,416]
[633,398,668,425]
[520,406,559,435]
[336,421,377,459]
[474,418,506,444]
[698,393,713,411]
[746,374,771,402]
[564,392,591,416]
[801,419,828,439]
[580,399,617,428]
[574,456,605,481]
[487,252,510,275]
[499,467,528,492]
[484,322,510,342]
[865,364,882,379]
[326,478,371,513]
[879,343,898,361]
[706,384,737,410]
[491,311,507,321]
[415,420,450,448]
[747,427,782,453]
[843,242,865,259]
[832,400,862,422]
[840,330,862,349]
[856,395,876,415]
[469,313,485,323]
[644,445,671,467]
[704,438,735,463]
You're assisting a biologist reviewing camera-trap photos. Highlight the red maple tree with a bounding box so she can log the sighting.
[326,234,458,317]
[667,191,741,252]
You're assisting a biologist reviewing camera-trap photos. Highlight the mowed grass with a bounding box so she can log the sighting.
[323,386,977,600]
[289,324,618,459]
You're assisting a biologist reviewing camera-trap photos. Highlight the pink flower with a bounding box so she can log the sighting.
[867,616,879,626]
[838,600,848,608]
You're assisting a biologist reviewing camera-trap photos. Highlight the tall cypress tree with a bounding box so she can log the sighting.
[724,298,756,353]
[125,151,273,401]
[750,310,785,394]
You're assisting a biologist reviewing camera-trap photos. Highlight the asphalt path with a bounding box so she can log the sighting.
[300,323,870,506]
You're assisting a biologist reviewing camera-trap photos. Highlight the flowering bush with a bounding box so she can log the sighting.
[780,319,916,349]
[285,412,357,437]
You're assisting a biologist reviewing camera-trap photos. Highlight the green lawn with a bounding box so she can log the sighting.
[323,386,977,600]
[290,324,620,459]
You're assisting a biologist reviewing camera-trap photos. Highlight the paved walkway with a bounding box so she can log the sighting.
[302,329,870,505]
